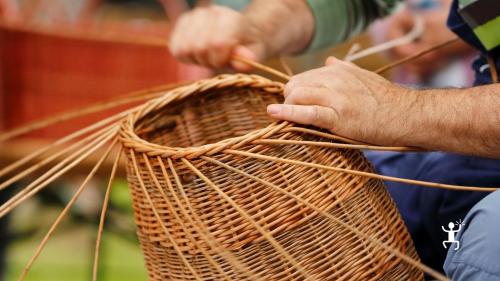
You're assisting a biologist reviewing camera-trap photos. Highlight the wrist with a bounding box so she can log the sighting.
[402,88,465,151]
[243,0,314,58]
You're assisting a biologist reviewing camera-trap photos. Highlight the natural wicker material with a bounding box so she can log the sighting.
[2,37,495,281]
[119,74,423,280]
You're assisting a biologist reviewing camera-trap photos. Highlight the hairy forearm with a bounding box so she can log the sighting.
[405,85,500,158]
[243,0,314,57]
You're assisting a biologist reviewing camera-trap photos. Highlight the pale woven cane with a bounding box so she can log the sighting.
[119,74,423,281]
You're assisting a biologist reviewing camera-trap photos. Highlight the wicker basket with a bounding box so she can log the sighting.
[119,74,423,280]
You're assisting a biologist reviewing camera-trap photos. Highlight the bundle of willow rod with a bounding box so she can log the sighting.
[0,37,497,281]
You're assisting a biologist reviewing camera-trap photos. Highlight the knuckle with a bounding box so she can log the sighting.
[336,102,351,119]
[286,105,296,119]
[311,106,321,123]
[284,81,295,98]
[285,87,305,104]
[209,38,231,50]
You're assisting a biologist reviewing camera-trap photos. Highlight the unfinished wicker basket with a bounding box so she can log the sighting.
[119,74,423,281]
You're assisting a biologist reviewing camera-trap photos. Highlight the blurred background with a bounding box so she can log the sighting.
[0,0,477,280]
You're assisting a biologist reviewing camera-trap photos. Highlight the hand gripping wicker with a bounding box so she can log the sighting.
[119,74,423,281]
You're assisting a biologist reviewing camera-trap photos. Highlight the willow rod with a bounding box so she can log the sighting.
[164,158,261,280]
[181,158,313,280]
[0,83,183,142]
[18,138,117,281]
[129,149,204,281]
[0,105,134,179]
[0,128,118,218]
[0,123,118,191]
[201,155,448,281]
[92,146,122,281]
[375,37,460,74]
[144,155,234,281]
[252,139,420,152]
[224,149,497,193]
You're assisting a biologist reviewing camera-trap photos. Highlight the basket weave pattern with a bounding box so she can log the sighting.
[119,74,423,280]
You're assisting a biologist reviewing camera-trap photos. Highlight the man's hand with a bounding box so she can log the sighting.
[169,1,314,71]
[267,57,420,146]
[386,0,474,78]
[267,57,500,158]
[169,5,265,71]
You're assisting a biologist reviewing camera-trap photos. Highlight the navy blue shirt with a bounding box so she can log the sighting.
[366,0,499,277]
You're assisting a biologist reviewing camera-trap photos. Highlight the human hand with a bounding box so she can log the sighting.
[267,57,420,146]
[386,0,473,78]
[169,5,266,71]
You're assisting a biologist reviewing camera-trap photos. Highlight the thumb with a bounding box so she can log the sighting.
[230,45,264,72]
[267,104,338,131]
[325,56,338,66]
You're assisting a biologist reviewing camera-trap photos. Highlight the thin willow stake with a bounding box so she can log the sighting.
[278,56,294,77]
[18,138,117,281]
[224,149,497,192]
[92,146,122,281]
[164,158,260,280]
[375,37,460,74]
[0,128,118,218]
[143,155,233,281]
[201,155,448,281]
[252,139,419,152]
[181,158,312,280]
[345,15,424,62]
[0,123,118,191]
[129,150,204,281]
[0,106,131,179]
[232,55,291,81]
[0,81,191,142]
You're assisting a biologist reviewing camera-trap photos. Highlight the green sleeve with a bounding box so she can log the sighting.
[187,0,249,10]
[305,0,402,52]
[213,0,250,10]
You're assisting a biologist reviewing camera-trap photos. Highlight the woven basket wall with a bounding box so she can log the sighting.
[119,74,423,280]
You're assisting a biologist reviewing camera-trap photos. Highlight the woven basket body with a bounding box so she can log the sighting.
[120,74,423,280]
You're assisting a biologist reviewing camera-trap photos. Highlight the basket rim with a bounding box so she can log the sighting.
[119,73,287,158]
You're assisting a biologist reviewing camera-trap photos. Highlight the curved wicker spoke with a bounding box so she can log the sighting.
[180,158,313,281]
[200,155,448,281]
[278,56,294,77]
[163,158,262,280]
[375,37,460,74]
[280,127,369,145]
[231,56,290,81]
[224,149,497,192]
[92,146,123,281]
[142,155,235,281]
[345,15,424,62]
[0,124,118,191]
[18,138,118,281]
[0,107,129,179]
[252,139,420,152]
[0,128,119,218]
[129,150,204,281]
[0,95,143,142]
[0,81,182,142]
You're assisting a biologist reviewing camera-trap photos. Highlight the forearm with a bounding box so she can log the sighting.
[405,85,500,158]
[242,0,314,57]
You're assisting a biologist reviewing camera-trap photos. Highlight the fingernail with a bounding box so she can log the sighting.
[267,104,281,115]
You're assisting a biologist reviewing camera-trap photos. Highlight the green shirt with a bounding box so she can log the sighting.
[206,0,403,52]
[305,0,402,51]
